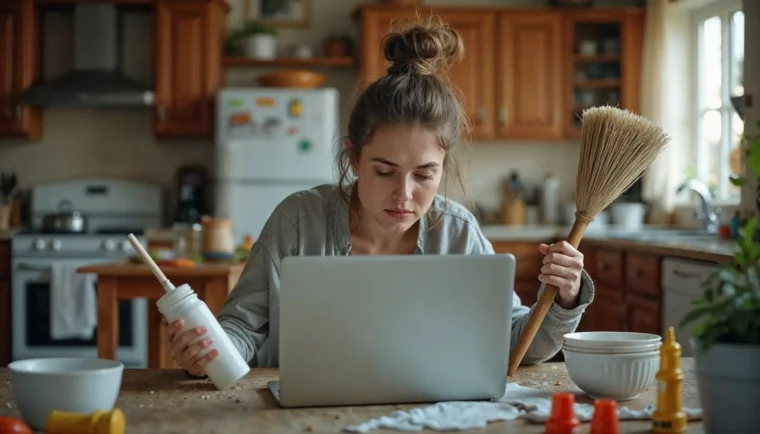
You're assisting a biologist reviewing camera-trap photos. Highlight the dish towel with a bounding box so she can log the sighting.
[343,383,703,433]
[50,263,98,340]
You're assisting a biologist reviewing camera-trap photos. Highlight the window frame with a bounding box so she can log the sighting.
[690,0,744,206]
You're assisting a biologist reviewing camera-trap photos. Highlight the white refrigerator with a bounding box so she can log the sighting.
[214,87,340,242]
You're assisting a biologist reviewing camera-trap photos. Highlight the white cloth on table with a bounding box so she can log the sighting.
[343,383,703,433]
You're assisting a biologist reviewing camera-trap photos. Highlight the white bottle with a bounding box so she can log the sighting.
[541,173,560,225]
[156,284,250,389]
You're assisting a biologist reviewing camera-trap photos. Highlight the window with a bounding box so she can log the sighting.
[692,1,744,203]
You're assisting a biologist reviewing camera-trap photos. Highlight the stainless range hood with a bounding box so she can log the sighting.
[23,4,154,107]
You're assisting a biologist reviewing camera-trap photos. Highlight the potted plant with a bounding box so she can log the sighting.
[239,21,278,60]
[680,118,760,433]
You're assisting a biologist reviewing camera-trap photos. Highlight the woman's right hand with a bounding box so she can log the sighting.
[165,319,219,377]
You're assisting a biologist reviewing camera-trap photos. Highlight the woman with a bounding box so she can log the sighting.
[166,16,595,377]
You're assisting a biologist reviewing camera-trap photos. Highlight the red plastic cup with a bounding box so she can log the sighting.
[590,399,619,434]
[545,392,580,434]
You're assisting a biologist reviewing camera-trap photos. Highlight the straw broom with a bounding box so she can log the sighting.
[507,106,670,377]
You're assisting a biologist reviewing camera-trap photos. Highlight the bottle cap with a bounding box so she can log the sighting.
[590,399,619,434]
[545,392,580,433]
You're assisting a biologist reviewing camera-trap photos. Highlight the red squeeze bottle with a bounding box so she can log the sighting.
[590,399,620,434]
[545,392,581,434]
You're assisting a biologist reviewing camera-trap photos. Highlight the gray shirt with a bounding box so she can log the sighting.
[218,183,595,368]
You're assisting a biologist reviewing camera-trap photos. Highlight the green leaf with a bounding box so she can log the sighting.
[745,217,758,244]
[749,136,760,175]
[730,175,747,186]
[680,306,713,328]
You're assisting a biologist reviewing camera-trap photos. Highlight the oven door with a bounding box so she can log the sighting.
[11,257,148,368]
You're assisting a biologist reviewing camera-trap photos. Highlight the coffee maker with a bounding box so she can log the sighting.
[174,165,207,224]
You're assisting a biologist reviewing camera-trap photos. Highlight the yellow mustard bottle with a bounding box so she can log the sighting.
[651,327,687,433]
[46,409,125,434]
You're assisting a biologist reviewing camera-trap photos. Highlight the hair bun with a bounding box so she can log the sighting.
[383,16,464,77]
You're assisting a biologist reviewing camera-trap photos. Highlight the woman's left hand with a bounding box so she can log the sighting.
[537,241,584,309]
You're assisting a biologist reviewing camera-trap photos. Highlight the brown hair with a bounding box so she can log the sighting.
[336,15,472,218]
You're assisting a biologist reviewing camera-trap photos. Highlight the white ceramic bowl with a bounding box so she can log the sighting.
[562,341,661,354]
[563,331,661,351]
[9,358,124,430]
[563,348,659,401]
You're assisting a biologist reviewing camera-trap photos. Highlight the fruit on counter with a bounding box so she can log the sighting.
[0,416,33,434]
[156,257,196,267]
[232,235,254,263]
[128,250,163,264]
[240,235,254,251]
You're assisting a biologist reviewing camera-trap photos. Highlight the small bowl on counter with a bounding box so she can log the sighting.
[8,358,124,430]
[562,331,661,401]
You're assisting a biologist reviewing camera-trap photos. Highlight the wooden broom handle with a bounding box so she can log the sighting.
[507,218,589,376]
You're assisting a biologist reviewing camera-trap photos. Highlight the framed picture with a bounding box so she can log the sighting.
[244,0,311,27]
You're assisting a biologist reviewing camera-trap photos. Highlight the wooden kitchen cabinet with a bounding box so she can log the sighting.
[0,241,10,367]
[0,0,41,140]
[562,8,644,137]
[588,285,625,331]
[153,0,228,139]
[356,7,496,139]
[496,11,563,139]
[354,5,643,141]
[577,242,662,335]
[491,240,551,307]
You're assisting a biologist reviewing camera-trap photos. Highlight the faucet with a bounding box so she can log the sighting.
[676,178,721,233]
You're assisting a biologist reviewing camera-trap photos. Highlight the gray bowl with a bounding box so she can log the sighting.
[9,358,124,430]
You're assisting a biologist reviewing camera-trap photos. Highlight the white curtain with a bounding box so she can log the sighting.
[640,0,691,216]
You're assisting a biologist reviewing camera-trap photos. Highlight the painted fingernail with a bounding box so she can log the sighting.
[203,337,213,346]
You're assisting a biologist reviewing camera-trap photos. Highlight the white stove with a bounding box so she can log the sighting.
[11,178,164,367]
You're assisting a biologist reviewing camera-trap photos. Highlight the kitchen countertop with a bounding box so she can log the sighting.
[0,359,701,433]
[481,224,736,263]
[77,260,245,277]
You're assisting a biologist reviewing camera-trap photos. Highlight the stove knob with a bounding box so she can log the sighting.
[32,239,46,250]
[102,239,116,251]
[121,240,133,252]
[50,239,62,251]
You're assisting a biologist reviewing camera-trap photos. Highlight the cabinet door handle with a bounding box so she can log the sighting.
[498,107,506,124]
[157,105,166,122]
[15,105,22,120]
[672,269,700,279]
[479,107,486,123]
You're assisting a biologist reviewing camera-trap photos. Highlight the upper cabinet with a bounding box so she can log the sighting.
[563,9,645,138]
[0,0,41,140]
[497,11,563,140]
[355,5,644,141]
[154,0,227,139]
[0,0,228,141]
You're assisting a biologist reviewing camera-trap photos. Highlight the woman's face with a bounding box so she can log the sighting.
[353,124,446,234]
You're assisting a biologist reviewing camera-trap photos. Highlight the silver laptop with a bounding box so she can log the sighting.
[268,253,516,408]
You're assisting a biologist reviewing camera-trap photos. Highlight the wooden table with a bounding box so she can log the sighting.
[0,360,704,433]
[77,261,244,369]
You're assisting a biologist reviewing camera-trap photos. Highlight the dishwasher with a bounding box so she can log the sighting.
[661,257,719,357]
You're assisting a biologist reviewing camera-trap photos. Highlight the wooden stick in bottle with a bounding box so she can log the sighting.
[126,233,176,292]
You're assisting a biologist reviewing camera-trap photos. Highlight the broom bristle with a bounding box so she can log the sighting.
[575,106,670,223]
